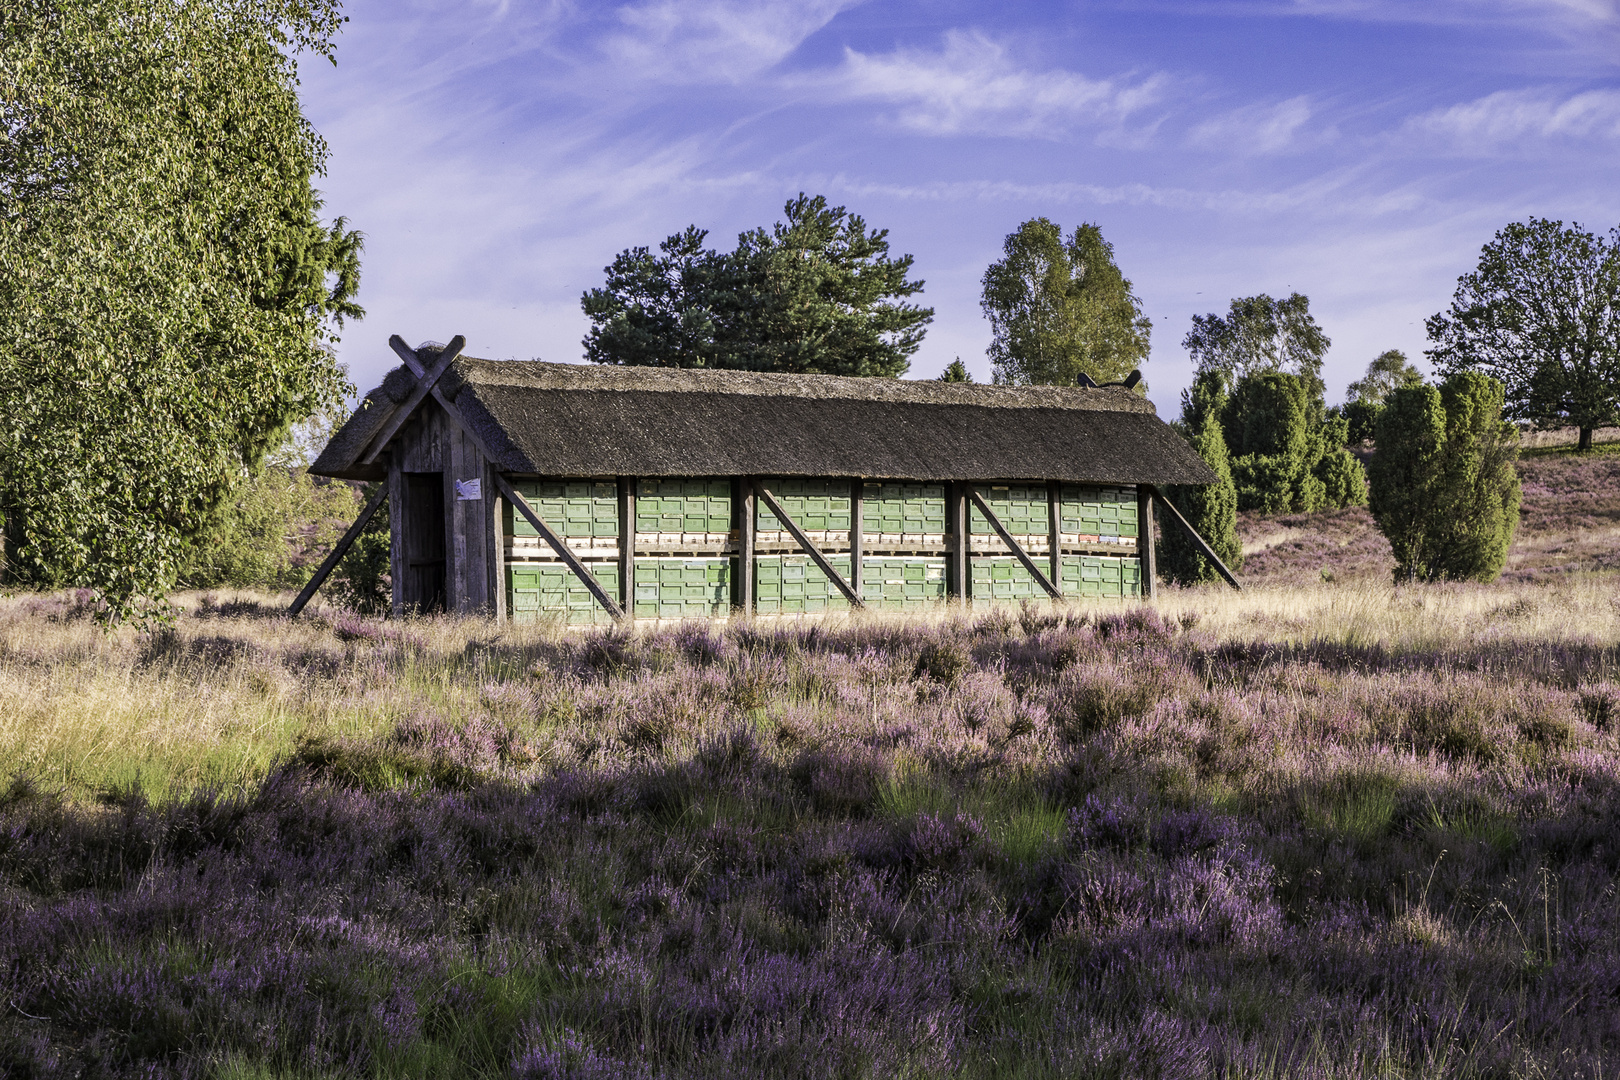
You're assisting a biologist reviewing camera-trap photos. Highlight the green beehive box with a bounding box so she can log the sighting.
[1058,484,1139,539]
[861,483,946,536]
[632,557,731,618]
[754,554,853,614]
[756,479,852,534]
[859,556,947,609]
[969,555,1049,603]
[634,478,732,536]
[1058,554,1142,598]
[507,561,621,626]
[507,480,619,540]
[969,483,1050,537]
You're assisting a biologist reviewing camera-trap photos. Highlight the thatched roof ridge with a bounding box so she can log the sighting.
[312,354,1216,487]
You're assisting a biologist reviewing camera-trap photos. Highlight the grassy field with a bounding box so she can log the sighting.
[4,449,1620,1078]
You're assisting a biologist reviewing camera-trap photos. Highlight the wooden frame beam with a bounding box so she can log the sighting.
[1137,487,1157,599]
[756,484,864,609]
[359,335,465,465]
[386,334,504,466]
[947,483,968,600]
[1144,485,1240,591]
[1047,480,1062,595]
[288,484,388,615]
[848,478,864,599]
[966,486,1061,600]
[618,476,636,622]
[493,473,627,622]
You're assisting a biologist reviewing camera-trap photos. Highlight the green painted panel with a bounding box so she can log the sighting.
[632,557,731,618]
[1058,554,1142,599]
[508,561,620,626]
[756,479,853,534]
[1058,484,1139,539]
[860,556,947,610]
[970,555,1047,602]
[508,480,618,540]
[754,554,852,614]
[635,478,732,535]
[969,483,1050,537]
[861,482,946,536]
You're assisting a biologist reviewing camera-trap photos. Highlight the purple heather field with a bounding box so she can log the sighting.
[4,450,1620,1078]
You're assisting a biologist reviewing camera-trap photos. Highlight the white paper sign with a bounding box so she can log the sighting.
[455,478,482,501]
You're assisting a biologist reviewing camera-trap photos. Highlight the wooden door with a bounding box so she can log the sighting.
[405,472,446,613]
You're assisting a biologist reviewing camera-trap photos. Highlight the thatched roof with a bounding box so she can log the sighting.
[311,353,1216,486]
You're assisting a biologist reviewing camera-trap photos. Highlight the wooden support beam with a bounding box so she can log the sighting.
[618,477,636,623]
[756,485,864,608]
[848,478,864,600]
[288,484,388,615]
[1137,486,1157,599]
[966,486,1062,600]
[947,483,968,600]
[1145,485,1240,591]
[493,473,627,622]
[737,477,756,615]
[359,335,465,465]
[1047,480,1062,595]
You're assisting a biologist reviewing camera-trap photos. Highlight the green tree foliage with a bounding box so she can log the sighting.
[581,195,932,377]
[1161,370,1242,585]
[1341,349,1425,444]
[0,0,361,622]
[980,219,1151,387]
[1183,293,1330,400]
[1428,218,1620,451]
[179,423,365,592]
[937,359,973,383]
[1368,373,1520,583]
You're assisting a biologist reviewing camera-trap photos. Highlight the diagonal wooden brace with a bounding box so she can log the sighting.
[288,484,389,615]
[1144,485,1241,591]
[386,334,504,466]
[967,487,1062,600]
[755,485,864,609]
[494,473,627,622]
[359,335,466,465]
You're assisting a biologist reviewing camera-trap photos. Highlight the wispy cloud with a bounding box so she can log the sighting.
[1189,96,1316,154]
[810,30,1166,137]
[604,0,856,83]
[1406,87,1620,150]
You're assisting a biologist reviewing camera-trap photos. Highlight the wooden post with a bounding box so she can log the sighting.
[619,476,635,623]
[1137,486,1157,599]
[1048,480,1062,597]
[966,487,1061,600]
[947,482,968,601]
[489,460,505,624]
[738,476,756,616]
[287,484,389,615]
[387,456,406,617]
[849,479,864,603]
[493,473,627,621]
[756,485,864,608]
[1146,484,1240,591]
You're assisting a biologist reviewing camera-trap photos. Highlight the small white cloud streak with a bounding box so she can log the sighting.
[1188,96,1315,154]
[605,0,856,83]
[1406,88,1620,150]
[812,30,1166,137]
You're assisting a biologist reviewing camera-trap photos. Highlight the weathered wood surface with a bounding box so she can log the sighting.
[848,478,863,595]
[618,477,636,620]
[737,477,756,614]
[387,335,503,466]
[1145,485,1239,591]
[947,483,968,599]
[1046,480,1062,589]
[287,484,388,616]
[755,484,864,608]
[494,473,626,621]
[1137,487,1157,599]
[359,335,464,465]
[966,487,1061,600]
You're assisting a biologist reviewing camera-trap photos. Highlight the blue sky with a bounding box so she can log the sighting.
[299,0,1620,417]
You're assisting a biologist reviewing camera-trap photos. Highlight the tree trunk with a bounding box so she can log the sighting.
[1580,426,1594,451]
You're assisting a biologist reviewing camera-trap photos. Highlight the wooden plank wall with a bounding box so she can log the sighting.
[389,399,498,615]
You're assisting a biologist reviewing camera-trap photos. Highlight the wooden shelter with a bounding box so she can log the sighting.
[297,335,1231,622]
